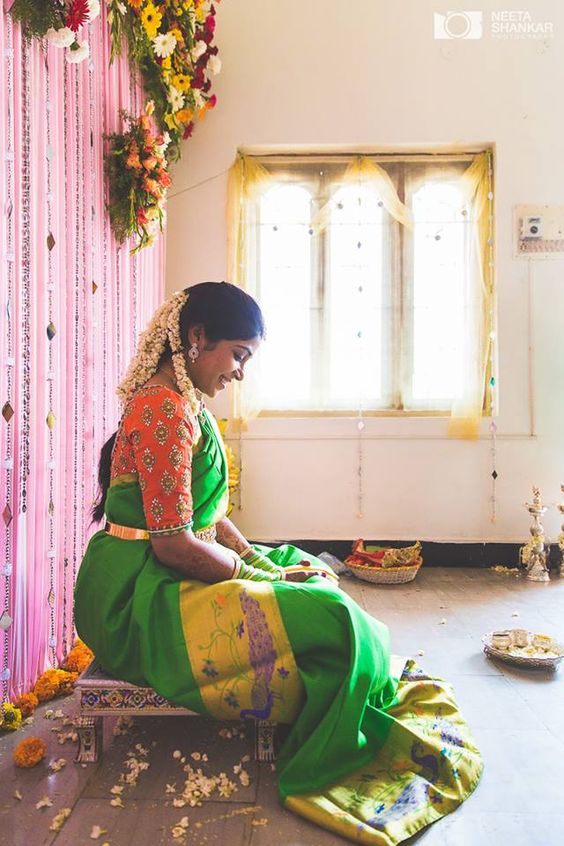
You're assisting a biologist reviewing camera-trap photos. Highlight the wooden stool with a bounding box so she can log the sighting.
[74,661,276,763]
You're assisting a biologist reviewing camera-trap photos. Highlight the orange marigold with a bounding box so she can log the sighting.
[33,676,58,702]
[13,736,47,768]
[64,641,93,674]
[13,692,39,718]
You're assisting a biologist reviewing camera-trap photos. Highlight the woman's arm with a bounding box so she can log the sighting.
[215,516,252,555]
[151,531,238,583]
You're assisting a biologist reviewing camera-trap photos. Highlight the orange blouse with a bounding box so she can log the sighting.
[110,385,200,535]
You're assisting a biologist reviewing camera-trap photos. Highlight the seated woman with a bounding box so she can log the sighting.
[75,282,482,846]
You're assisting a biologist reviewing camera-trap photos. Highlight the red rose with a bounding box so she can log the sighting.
[204,14,216,35]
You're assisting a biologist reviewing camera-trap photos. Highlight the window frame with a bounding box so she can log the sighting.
[245,152,491,418]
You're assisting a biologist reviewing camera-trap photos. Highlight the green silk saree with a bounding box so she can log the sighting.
[75,408,482,844]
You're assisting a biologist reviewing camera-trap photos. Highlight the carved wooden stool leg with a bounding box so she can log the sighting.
[255,720,276,762]
[74,715,103,763]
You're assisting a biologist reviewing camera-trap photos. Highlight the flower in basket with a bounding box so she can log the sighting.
[9,1,99,64]
[105,101,172,252]
[107,0,222,161]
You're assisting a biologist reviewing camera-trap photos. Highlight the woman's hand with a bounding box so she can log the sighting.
[285,569,327,582]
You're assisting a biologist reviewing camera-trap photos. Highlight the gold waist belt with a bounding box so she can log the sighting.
[105,521,217,544]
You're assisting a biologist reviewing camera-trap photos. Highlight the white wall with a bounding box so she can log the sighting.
[166,0,564,542]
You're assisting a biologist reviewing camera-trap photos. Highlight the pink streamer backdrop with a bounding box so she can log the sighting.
[0,7,165,702]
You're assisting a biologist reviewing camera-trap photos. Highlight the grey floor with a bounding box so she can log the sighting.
[1,567,563,846]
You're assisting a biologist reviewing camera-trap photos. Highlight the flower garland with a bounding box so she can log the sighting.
[116,288,202,416]
[0,639,93,738]
[8,0,100,64]
[107,0,221,161]
[105,101,172,251]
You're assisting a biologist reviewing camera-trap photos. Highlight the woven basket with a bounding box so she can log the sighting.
[346,556,423,584]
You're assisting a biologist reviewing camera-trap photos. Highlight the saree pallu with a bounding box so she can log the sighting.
[75,409,482,844]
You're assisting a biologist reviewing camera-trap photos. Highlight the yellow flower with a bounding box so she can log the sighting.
[141,3,163,39]
[175,108,194,124]
[170,27,185,46]
[172,73,191,92]
[145,99,155,116]
[164,112,179,130]
[195,6,205,23]
[1,702,22,731]
[162,56,172,70]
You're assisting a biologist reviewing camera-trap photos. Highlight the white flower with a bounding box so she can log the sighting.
[66,42,90,64]
[153,31,177,58]
[116,1,126,13]
[168,86,184,111]
[207,55,221,75]
[87,0,101,21]
[192,89,205,110]
[191,40,207,60]
[46,27,75,48]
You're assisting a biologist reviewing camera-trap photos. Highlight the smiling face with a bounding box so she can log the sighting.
[185,326,261,398]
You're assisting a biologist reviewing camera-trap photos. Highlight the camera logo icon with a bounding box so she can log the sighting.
[434,11,483,39]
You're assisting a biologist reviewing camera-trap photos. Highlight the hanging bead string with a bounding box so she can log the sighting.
[20,35,32,518]
[44,45,57,662]
[130,70,139,346]
[88,53,99,525]
[356,181,365,520]
[486,152,497,523]
[60,60,72,657]
[79,68,88,560]
[1,15,16,704]
[101,78,109,446]
[71,68,82,636]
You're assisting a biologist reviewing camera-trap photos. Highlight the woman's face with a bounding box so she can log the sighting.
[186,328,261,397]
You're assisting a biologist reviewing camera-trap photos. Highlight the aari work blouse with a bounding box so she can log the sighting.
[110,385,200,536]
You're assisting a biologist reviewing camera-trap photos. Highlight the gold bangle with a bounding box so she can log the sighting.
[231,558,243,580]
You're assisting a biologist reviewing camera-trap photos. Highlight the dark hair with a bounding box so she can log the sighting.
[178,281,265,346]
[91,282,265,524]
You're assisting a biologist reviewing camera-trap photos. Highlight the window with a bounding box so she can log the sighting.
[229,152,495,420]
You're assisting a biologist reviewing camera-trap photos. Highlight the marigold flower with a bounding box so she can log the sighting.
[127,0,143,8]
[13,736,47,768]
[0,703,22,731]
[33,676,58,702]
[13,692,39,718]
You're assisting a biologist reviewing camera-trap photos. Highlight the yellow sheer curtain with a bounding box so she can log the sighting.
[312,155,413,232]
[447,151,495,439]
[226,151,494,436]
[226,154,275,426]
